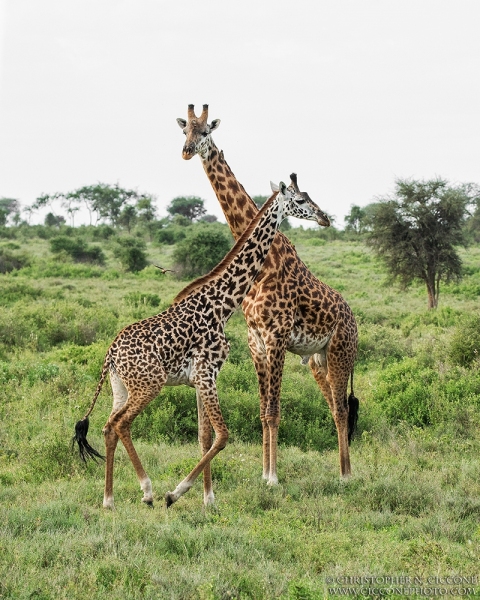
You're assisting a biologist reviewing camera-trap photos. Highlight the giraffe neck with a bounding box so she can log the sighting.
[174,193,283,322]
[200,138,259,240]
[215,194,282,320]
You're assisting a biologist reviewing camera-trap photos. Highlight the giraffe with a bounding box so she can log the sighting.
[72,176,330,509]
[177,104,359,484]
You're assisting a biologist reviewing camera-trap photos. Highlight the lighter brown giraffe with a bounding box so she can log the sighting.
[177,104,359,483]
[72,177,330,509]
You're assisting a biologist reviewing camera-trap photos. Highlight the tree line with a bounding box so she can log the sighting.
[2,177,480,308]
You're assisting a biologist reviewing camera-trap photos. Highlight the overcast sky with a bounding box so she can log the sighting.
[1,0,479,227]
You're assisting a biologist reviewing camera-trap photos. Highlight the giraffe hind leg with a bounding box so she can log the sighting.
[196,388,215,506]
[309,358,352,478]
[104,374,163,508]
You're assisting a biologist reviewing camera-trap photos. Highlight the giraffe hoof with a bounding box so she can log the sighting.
[165,492,175,508]
[143,500,154,508]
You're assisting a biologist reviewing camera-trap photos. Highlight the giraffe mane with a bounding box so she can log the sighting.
[173,191,279,305]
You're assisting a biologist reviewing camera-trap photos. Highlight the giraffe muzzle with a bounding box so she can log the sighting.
[316,211,331,228]
[182,143,196,160]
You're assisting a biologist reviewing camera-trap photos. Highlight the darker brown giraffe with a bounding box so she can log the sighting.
[178,104,359,483]
[73,176,329,509]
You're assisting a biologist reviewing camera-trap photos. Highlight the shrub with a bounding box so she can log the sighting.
[123,291,161,308]
[0,282,43,306]
[448,313,480,367]
[91,224,116,240]
[357,323,411,368]
[172,226,232,278]
[50,236,105,264]
[0,300,118,351]
[0,247,30,273]
[112,236,148,272]
[156,226,187,245]
[373,358,436,426]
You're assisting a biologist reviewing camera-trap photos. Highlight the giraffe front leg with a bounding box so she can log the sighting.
[264,343,287,486]
[166,378,228,508]
[247,329,271,480]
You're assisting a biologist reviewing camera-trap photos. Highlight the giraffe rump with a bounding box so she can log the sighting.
[72,417,105,463]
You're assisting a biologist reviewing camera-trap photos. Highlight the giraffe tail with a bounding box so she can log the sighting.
[72,358,110,463]
[347,370,359,444]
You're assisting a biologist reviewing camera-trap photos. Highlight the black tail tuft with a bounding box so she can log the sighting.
[72,418,104,463]
[347,392,359,444]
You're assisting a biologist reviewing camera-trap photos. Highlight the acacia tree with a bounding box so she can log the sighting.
[367,178,475,309]
[167,196,206,222]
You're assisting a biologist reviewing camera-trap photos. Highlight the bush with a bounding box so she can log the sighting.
[50,236,105,264]
[357,323,411,368]
[156,226,187,245]
[0,300,118,352]
[123,291,161,308]
[172,226,232,278]
[91,224,116,240]
[0,247,30,273]
[112,236,148,272]
[0,282,43,306]
[373,358,436,426]
[448,313,480,367]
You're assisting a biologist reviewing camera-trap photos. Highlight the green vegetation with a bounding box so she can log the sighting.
[0,225,479,599]
[172,225,233,278]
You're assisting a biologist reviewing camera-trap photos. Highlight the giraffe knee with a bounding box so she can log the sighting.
[216,430,229,450]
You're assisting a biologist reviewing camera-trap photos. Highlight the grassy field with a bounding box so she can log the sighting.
[0,230,479,599]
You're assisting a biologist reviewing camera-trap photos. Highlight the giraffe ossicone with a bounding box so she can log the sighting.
[72,176,329,509]
[178,104,359,485]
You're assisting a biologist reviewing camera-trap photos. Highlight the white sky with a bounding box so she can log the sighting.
[1,0,479,227]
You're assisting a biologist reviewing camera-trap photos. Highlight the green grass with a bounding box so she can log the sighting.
[0,231,479,599]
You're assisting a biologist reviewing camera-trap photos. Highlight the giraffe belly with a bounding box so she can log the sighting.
[165,359,195,387]
[287,332,333,359]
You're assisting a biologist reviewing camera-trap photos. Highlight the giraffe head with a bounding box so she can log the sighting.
[177,104,220,160]
[272,174,331,228]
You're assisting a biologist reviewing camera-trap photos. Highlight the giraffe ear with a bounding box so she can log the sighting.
[177,118,187,129]
[270,181,280,192]
[210,119,221,131]
[279,182,287,195]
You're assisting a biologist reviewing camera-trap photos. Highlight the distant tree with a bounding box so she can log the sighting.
[167,196,206,222]
[118,205,138,233]
[367,178,473,309]
[34,183,148,227]
[23,206,35,224]
[44,213,66,227]
[463,184,480,243]
[172,227,232,278]
[344,205,367,233]
[136,195,158,240]
[0,198,20,226]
